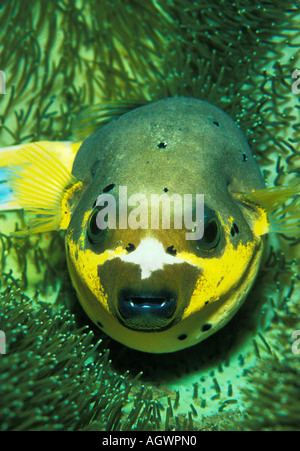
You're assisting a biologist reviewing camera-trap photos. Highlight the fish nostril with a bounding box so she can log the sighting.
[125,243,135,252]
[117,290,177,330]
[166,245,177,256]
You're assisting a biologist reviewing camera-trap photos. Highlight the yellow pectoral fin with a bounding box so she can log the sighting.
[0,141,82,213]
[5,142,84,235]
[0,141,81,171]
[233,183,300,237]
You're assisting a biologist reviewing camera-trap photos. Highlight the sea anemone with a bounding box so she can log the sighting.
[0,0,299,431]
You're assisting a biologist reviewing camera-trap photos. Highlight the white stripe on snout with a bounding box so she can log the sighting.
[120,238,182,280]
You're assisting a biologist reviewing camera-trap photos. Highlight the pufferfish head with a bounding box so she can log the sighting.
[65,97,266,353]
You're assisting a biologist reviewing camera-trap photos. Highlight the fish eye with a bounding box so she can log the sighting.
[87,207,105,244]
[197,216,221,251]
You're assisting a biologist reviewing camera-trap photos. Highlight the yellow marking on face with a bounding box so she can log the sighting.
[232,192,271,237]
[175,216,256,318]
[252,206,269,237]
[68,242,127,310]
[67,211,127,311]
[60,181,84,230]
[178,239,256,319]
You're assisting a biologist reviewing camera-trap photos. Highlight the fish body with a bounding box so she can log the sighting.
[67,97,266,353]
[1,97,299,353]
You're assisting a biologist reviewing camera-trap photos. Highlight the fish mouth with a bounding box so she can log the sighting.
[117,289,177,332]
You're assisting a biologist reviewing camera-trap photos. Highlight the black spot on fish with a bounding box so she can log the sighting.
[201,323,212,332]
[231,223,240,236]
[97,321,103,328]
[126,243,135,252]
[243,153,248,161]
[213,121,220,127]
[164,187,169,192]
[158,141,167,149]
[178,334,187,340]
[103,183,115,193]
[166,245,177,256]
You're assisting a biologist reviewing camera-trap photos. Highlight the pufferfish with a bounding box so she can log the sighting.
[0,97,299,353]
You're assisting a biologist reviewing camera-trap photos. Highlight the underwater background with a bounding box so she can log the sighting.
[0,0,299,431]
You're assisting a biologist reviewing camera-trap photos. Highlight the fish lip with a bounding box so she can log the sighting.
[116,289,178,332]
[116,314,178,333]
